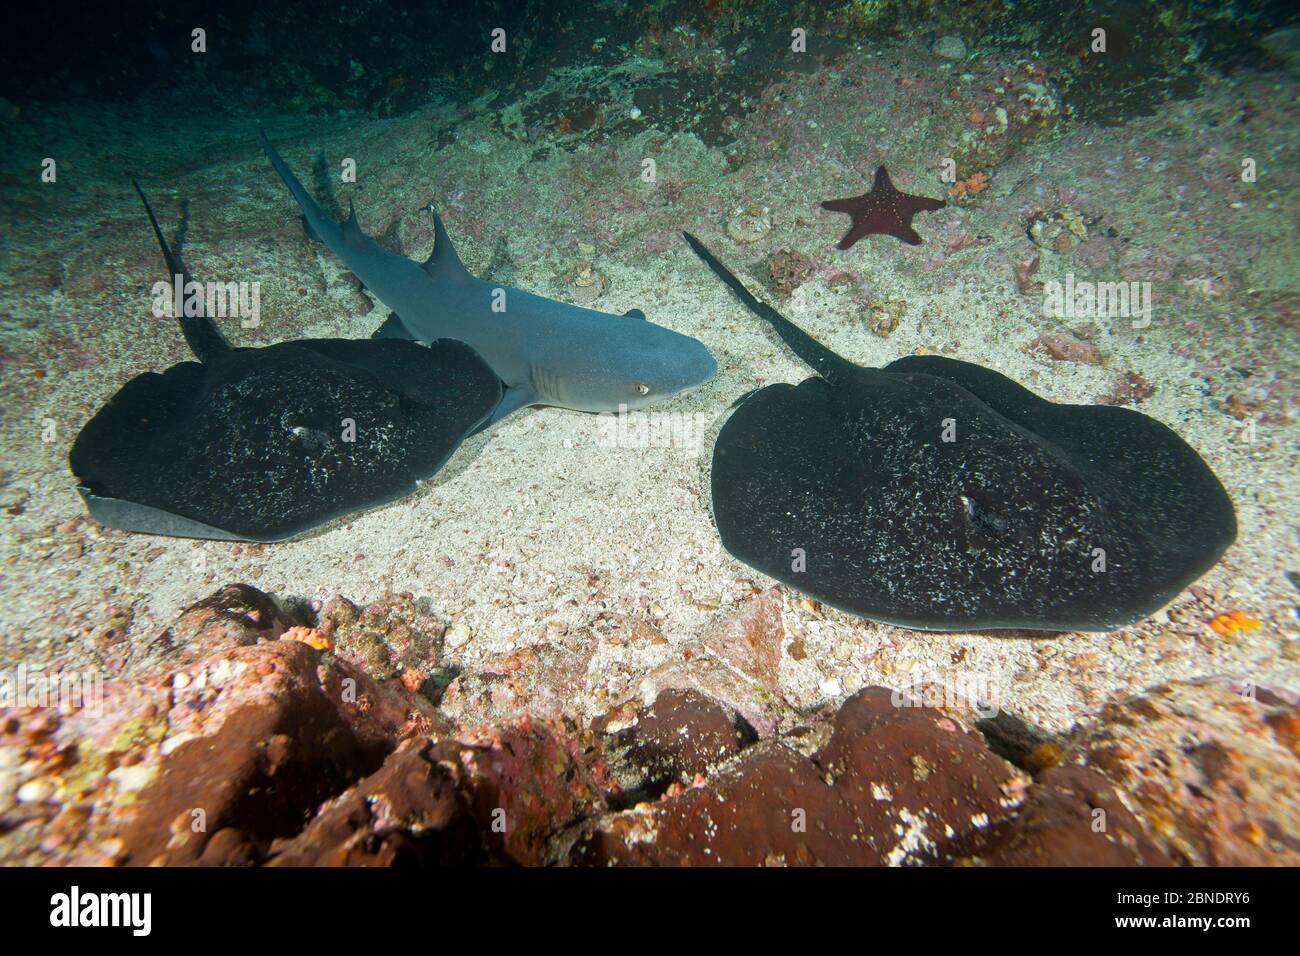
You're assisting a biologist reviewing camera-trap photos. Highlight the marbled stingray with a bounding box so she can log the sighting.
[69,184,501,542]
[684,233,1237,632]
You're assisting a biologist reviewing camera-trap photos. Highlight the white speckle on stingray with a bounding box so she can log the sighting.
[871,782,893,801]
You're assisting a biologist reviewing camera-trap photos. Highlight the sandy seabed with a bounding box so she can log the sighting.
[1,42,1296,738]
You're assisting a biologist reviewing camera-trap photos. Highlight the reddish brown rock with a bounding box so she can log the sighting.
[569,741,875,866]
[697,587,785,690]
[1064,678,1300,866]
[427,716,604,865]
[591,688,757,800]
[954,765,1172,866]
[267,739,485,866]
[632,651,797,738]
[567,687,1033,866]
[120,641,391,865]
[812,687,1032,864]
[23,584,1295,870]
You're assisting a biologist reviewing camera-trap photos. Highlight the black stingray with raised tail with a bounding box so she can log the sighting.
[69,183,501,542]
[684,232,1236,632]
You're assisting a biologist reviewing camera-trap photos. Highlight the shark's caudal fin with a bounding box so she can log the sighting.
[260,128,467,290]
[257,125,337,241]
[132,180,230,364]
[682,232,853,386]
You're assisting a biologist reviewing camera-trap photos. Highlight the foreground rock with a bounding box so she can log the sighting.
[0,585,448,865]
[268,717,601,866]
[2,584,1296,867]
[568,687,1167,866]
[1061,677,1300,866]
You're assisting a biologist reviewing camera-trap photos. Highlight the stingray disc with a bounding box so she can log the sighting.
[71,337,501,541]
[710,355,1236,632]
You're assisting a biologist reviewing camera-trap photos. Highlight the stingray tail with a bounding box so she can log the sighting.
[682,232,851,385]
[132,180,231,364]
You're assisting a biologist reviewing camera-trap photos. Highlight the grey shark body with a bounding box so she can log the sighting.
[260,130,716,424]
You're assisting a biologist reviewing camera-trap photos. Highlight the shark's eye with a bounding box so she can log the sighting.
[635,383,650,396]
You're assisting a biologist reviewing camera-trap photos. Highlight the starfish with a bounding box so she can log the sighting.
[821,166,946,249]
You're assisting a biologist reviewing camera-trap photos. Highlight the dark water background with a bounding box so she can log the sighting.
[1,1,1296,126]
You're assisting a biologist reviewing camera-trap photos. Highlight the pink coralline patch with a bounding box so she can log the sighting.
[698,587,785,690]
[1013,251,1041,293]
[1031,330,1102,364]
[1074,236,1115,269]
[439,640,594,724]
[821,266,859,288]
[39,332,96,370]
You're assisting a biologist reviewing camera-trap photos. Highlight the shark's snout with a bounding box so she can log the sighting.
[633,332,716,406]
[678,338,718,391]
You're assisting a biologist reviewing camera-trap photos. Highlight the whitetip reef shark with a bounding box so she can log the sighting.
[259,128,717,426]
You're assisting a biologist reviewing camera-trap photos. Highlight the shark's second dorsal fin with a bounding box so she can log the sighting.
[424,208,469,281]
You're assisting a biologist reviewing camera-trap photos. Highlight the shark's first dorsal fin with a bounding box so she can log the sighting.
[132,179,231,365]
[341,202,368,247]
[424,207,469,280]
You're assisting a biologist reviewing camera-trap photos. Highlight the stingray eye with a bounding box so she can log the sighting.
[635,383,650,396]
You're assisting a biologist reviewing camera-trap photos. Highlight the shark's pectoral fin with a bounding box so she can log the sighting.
[624,308,646,320]
[373,313,418,342]
[301,214,323,244]
[472,384,537,434]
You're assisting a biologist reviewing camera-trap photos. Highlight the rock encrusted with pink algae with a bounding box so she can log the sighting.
[765,249,816,297]
[590,689,757,801]
[439,638,595,723]
[270,717,603,866]
[3,585,1296,867]
[318,593,444,682]
[1061,678,1300,866]
[568,686,1167,866]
